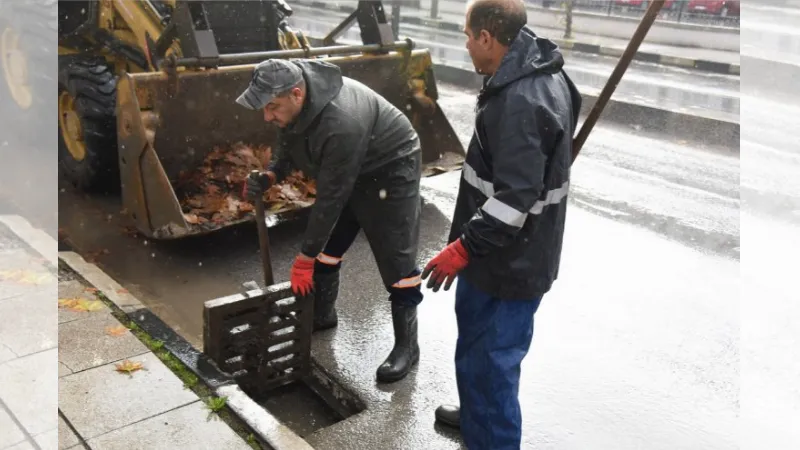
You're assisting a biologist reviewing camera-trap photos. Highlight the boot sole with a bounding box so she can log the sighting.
[312,322,338,332]
[375,349,420,383]
[434,415,460,429]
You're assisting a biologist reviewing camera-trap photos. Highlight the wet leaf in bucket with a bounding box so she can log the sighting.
[175,142,316,229]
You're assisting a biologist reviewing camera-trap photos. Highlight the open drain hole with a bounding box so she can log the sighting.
[240,359,366,438]
[206,285,366,438]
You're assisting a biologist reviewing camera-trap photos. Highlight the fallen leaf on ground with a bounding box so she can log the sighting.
[58,298,80,309]
[115,359,144,376]
[120,226,139,237]
[85,249,111,263]
[0,270,52,285]
[117,288,129,294]
[105,325,128,336]
[69,299,105,312]
[84,287,99,294]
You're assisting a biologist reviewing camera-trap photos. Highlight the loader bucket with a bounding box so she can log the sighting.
[116,49,465,240]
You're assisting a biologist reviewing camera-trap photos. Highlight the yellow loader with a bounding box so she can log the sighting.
[55,0,465,239]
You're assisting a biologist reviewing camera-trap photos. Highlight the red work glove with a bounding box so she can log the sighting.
[290,254,315,296]
[421,238,469,292]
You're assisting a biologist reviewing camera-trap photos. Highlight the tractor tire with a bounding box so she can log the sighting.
[0,0,57,149]
[57,56,120,193]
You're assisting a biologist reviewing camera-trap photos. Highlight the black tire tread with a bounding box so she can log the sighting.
[58,56,119,192]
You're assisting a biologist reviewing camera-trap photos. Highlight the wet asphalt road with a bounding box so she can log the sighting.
[738,6,800,446]
[57,78,747,448]
[288,7,740,123]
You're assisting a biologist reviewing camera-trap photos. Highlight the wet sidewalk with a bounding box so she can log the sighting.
[57,271,254,449]
[0,216,253,449]
[0,217,57,450]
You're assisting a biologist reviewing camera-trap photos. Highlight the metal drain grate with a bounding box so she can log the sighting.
[203,281,314,397]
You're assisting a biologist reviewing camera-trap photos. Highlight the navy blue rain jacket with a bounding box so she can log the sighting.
[449,26,582,299]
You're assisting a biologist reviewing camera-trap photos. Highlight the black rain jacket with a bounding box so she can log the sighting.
[448,26,582,300]
[269,60,421,259]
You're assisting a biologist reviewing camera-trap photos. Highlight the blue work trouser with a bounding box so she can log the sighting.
[454,278,543,450]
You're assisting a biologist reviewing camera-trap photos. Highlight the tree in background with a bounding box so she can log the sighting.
[563,0,574,39]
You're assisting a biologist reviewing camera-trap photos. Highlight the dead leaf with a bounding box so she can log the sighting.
[58,298,80,309]
[269,202,286,212]
[105,325,128,336]
[176,143,315,227]
[85,249,111,263]
[115,359,144,376]
[183,213,201,224]
[117,288,129,294]
[120,226,139,237]
[69,299,105,312]
[0,270,52,285]
[84,287,99,294]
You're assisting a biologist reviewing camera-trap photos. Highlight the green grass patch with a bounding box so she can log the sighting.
[206,396,228,413]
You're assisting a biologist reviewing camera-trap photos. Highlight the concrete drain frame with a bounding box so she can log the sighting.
[204,281,366,441]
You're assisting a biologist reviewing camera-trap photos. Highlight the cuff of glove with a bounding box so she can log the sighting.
[454,237,469,260]
[295,253,316,266]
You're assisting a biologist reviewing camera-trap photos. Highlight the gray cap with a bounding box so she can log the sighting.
[235,59,304,110]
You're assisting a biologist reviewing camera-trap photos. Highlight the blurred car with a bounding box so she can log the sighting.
[686,0,740,16]
[615,0,679,9]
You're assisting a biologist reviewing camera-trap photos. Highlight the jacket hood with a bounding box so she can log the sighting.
[485,26,565,92]
[287,60,344,134]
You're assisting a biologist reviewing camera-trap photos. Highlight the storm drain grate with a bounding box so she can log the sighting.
[203,282,314,397]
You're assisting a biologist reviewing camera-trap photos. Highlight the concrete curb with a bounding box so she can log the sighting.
[57,250,315,450]
[0,214,57,266]
[432,63,739,154]
[296,0,739,76]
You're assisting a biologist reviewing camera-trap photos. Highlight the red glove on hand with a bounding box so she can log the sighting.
[421,238,469,292]
[290,254,315,296]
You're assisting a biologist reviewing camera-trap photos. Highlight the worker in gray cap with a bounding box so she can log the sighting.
[237,58,424,383]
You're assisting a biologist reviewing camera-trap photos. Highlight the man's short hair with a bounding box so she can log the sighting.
[467,0,527,46]
[275,79,306,98]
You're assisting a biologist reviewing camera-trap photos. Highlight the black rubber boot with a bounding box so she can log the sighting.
[313,270,339,331]
[435,404,461,429]
[376,303,420,383]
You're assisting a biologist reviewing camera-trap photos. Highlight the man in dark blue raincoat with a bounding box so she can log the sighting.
[421,0,582,447]
[237,58,424,383]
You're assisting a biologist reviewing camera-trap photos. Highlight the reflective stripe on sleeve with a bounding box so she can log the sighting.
[480,197,527,228]
[462,162,570,218]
